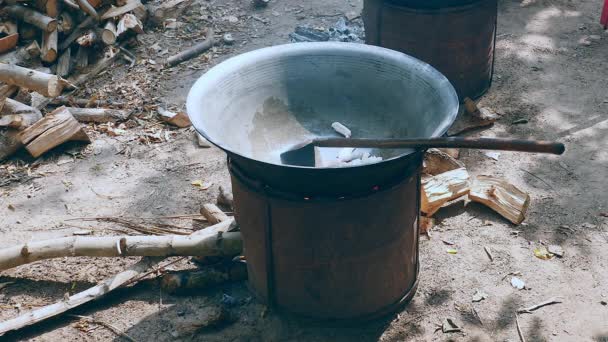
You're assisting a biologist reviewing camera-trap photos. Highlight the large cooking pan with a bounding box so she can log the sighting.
[187,42,459,196]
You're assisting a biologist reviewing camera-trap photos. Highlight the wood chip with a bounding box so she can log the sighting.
[469,175,530,225]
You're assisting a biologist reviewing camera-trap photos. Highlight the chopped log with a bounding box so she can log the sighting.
[5,5,58,32]
[50,96,125,107]
[217,185,233,209]
[58,12,75,34]
[67,107,130,122]
[0,22,19,54]
[438,148,460,159]
[200,204,229,225]
[166,29,214,67]
[24,41,41,57]
[146,0,191,27]
[131,4,147,23]
[75,45,89,70]
[0,257,163,336]
[75,29,98,46]
[116,13,143,36]
[158,107,191,127]
[0,98,43,129]
[18,106,90,158]
[0,128,22,161]
[448,107,500,136]
[56,48,71,77]
[41,29,59,62]
[62,0,80,10]
[58,16,96,50]
[469,175,530,225]
[46,0,58,17]
[0,64,71,97]
[69,44,121,87]
[76,0,99,20]
[101,21,117,45]
[101,0,142,20]
[421,167,470,216]
[161,261,247,294]
[423,148,465,176]
[419,216,435,235]
[0,84,19,99]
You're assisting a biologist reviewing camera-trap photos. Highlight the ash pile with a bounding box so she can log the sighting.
[289,17,365,43]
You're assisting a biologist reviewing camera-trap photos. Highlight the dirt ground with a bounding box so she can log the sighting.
[1,0,607,340]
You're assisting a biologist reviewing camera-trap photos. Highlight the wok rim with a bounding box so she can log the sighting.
[186,42,459,170]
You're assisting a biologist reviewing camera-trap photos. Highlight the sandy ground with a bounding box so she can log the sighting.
[1,0,608,341]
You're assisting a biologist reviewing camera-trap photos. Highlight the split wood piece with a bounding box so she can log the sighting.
[77,0,99,20]
[448,98,500,137]
[0,84,19,99]
[463,97,480,116]
[419,216,435,235]
[76,29,99,46]
[41,29,58,62]
[51,96,125,107]
[62,0,80,10]
[0,128,22,161]
[116,13,143,36]
[438,148,460,159]
[0,231,242,272]
[5,5,58,32]
[0,257,163,337]
[469,175,530,225]
[45,0,59,17]
[75,45,89,71]
[69,45,120,87]
[18,106,90,158]
[131,4,147,23]
[0,64,71,97]
[58,12,75,34]
[200,203,230,225]
[56,48,71,78]
[146,0,191,27]
[420,167,470,216]
[196,132,211,147]
[166,29,215,67]
[0,98,43,129]
[24,41,41,58]
[423,148,465,176]
[217,186,234,210]
[101,0,143,20]
[160,261,247,294]
[158,107,191,127]
[67,107,130,122]
[0,22,19,54]
[101,21,117,45]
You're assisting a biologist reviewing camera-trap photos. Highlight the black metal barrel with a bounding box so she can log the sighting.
[364,0,498,100]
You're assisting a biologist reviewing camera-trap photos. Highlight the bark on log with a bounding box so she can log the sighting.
[423,148,465,176]
[46,0,58,17]
[166,29,214,67]
[0,128,22,161]
[62,0,80,10]
[67,107,130,122]
[18,106,90,158]
[56,48,71,78]
[0,98,43,129]
[76,0,99,20]
[41,29,59,62]
[0,84,19,99]
[75,45,89,70]
[0,232,242,272]
[5,5,58,32]
[421,167,470,216]
[0,219,236,272]
[200,204,229,225]
[101,21,117,45]
[469,175,530,225]
[0,64,71,97]
[58,12,75,34]
[75,29,98,46]
[59,16,96,50]
[160,261,247,294]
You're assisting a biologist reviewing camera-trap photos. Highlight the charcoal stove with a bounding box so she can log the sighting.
[187,42,458,320]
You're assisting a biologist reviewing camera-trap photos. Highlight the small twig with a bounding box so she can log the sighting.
[122,257,187,287]
[520,168,555,190]
[484,246,494,262]
[517,297,562,314]
[70,315,137,342]
[515,314,526,342]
